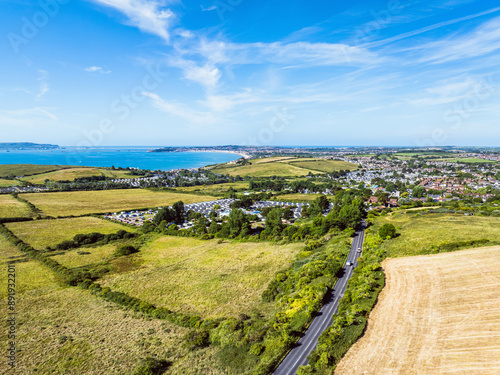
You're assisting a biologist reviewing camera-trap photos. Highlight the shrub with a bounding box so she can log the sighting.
[378,223,397,239]
[114,245,138,257]
[183,329,210,350]
[132,357,171,375]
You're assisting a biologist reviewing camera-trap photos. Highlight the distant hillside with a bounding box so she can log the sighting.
[0,142,59,150]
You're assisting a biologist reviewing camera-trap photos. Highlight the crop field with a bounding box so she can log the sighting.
[6,217,132,249]
[211,157,358,177]
[19,189,216,217]
[371,212,500,257]
[0,164,71,178]
[20,167,134,184]
[0,194,32,218]
[100,236,303,318]
[335,246,500,375]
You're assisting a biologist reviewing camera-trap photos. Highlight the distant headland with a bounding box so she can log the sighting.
[0,142,60,150]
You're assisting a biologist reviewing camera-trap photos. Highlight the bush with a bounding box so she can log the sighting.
[378,223,397,239]
[132,357,171,375]
[183,329,210,350]
[114,245,138,257]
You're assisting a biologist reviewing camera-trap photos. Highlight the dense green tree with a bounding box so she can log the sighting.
[378,223,397,239]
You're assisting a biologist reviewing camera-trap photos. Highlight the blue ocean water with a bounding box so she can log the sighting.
[0,148,239,171]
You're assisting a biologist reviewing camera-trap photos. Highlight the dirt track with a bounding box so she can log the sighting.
[335,246,500,375]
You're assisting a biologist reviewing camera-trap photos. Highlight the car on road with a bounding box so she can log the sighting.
[357,247,362,252]
[346,261,353,266]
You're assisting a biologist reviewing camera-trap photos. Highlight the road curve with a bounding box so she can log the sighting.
[272,222,366,375]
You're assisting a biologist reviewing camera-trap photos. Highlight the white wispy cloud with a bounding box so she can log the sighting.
[37,70,49,99]
[0,107,58,127]
[142,91,215,123]
[91,0,175,42]
[84,66,112,74]
[201,5,216,12]
[417,16,500,64]
[168,57,221,89]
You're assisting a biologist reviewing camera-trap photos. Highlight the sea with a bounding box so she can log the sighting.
[0,147,240,171]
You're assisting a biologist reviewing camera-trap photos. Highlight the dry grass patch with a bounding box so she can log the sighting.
[0,286,189,374]
[0,179,19,187]
[19,189,216,217]
[174,181,250,194]
[336,246,500,375]
[100,236,303,318]
[6,217,131,249]
[52,244,118,268]
[0,194,31,218]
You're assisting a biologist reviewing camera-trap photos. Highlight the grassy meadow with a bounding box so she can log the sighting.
[0,194,32,218]
[6,217,132,249]
[0,164,71,178]
[100,235,303,318]
[174,181,250,194]
[273,193,332,202]
[19,189,217,217]
[211,157,357,177]
[371,211,500,257]
[0,179,20,187]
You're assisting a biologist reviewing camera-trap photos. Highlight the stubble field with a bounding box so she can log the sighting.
[335,246,500,375]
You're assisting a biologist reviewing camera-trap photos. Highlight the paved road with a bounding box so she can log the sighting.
[273,222,366,375]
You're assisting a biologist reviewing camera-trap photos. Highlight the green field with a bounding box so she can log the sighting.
[371,211,500,257]
[288,159,358,173]
[274,193,330,202]
[100,235,303,318]
[19,189,217,217]
[174,181,250,194]
[211,157,357,177]
[53,244,120,268]
[6,217,132,249]
[0,194,32,218]
[20,167,132,184]
[0,179,20,187]
[0,164,72,178]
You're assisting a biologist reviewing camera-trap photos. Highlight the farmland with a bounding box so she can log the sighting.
[6,217,132,249]
[335,246,500,375]
[0,179,19,187]
[369,212,500,257]
[210,157,357,177]
[0,164,71,178]
[174,181,250,194]
[100,235,303,318]
[19,189,216,217]
[0,194,32,218]
[20,167,133,184]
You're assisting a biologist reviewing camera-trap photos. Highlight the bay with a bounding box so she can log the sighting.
[0,147,240,171]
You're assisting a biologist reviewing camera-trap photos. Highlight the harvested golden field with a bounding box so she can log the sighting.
[0,194,31,218]
[6,217,132,249]
[19,189,216,217]
[100,236,303,318]
[336,246,500,375]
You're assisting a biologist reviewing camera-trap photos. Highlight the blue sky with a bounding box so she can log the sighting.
[1,0,500,147]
